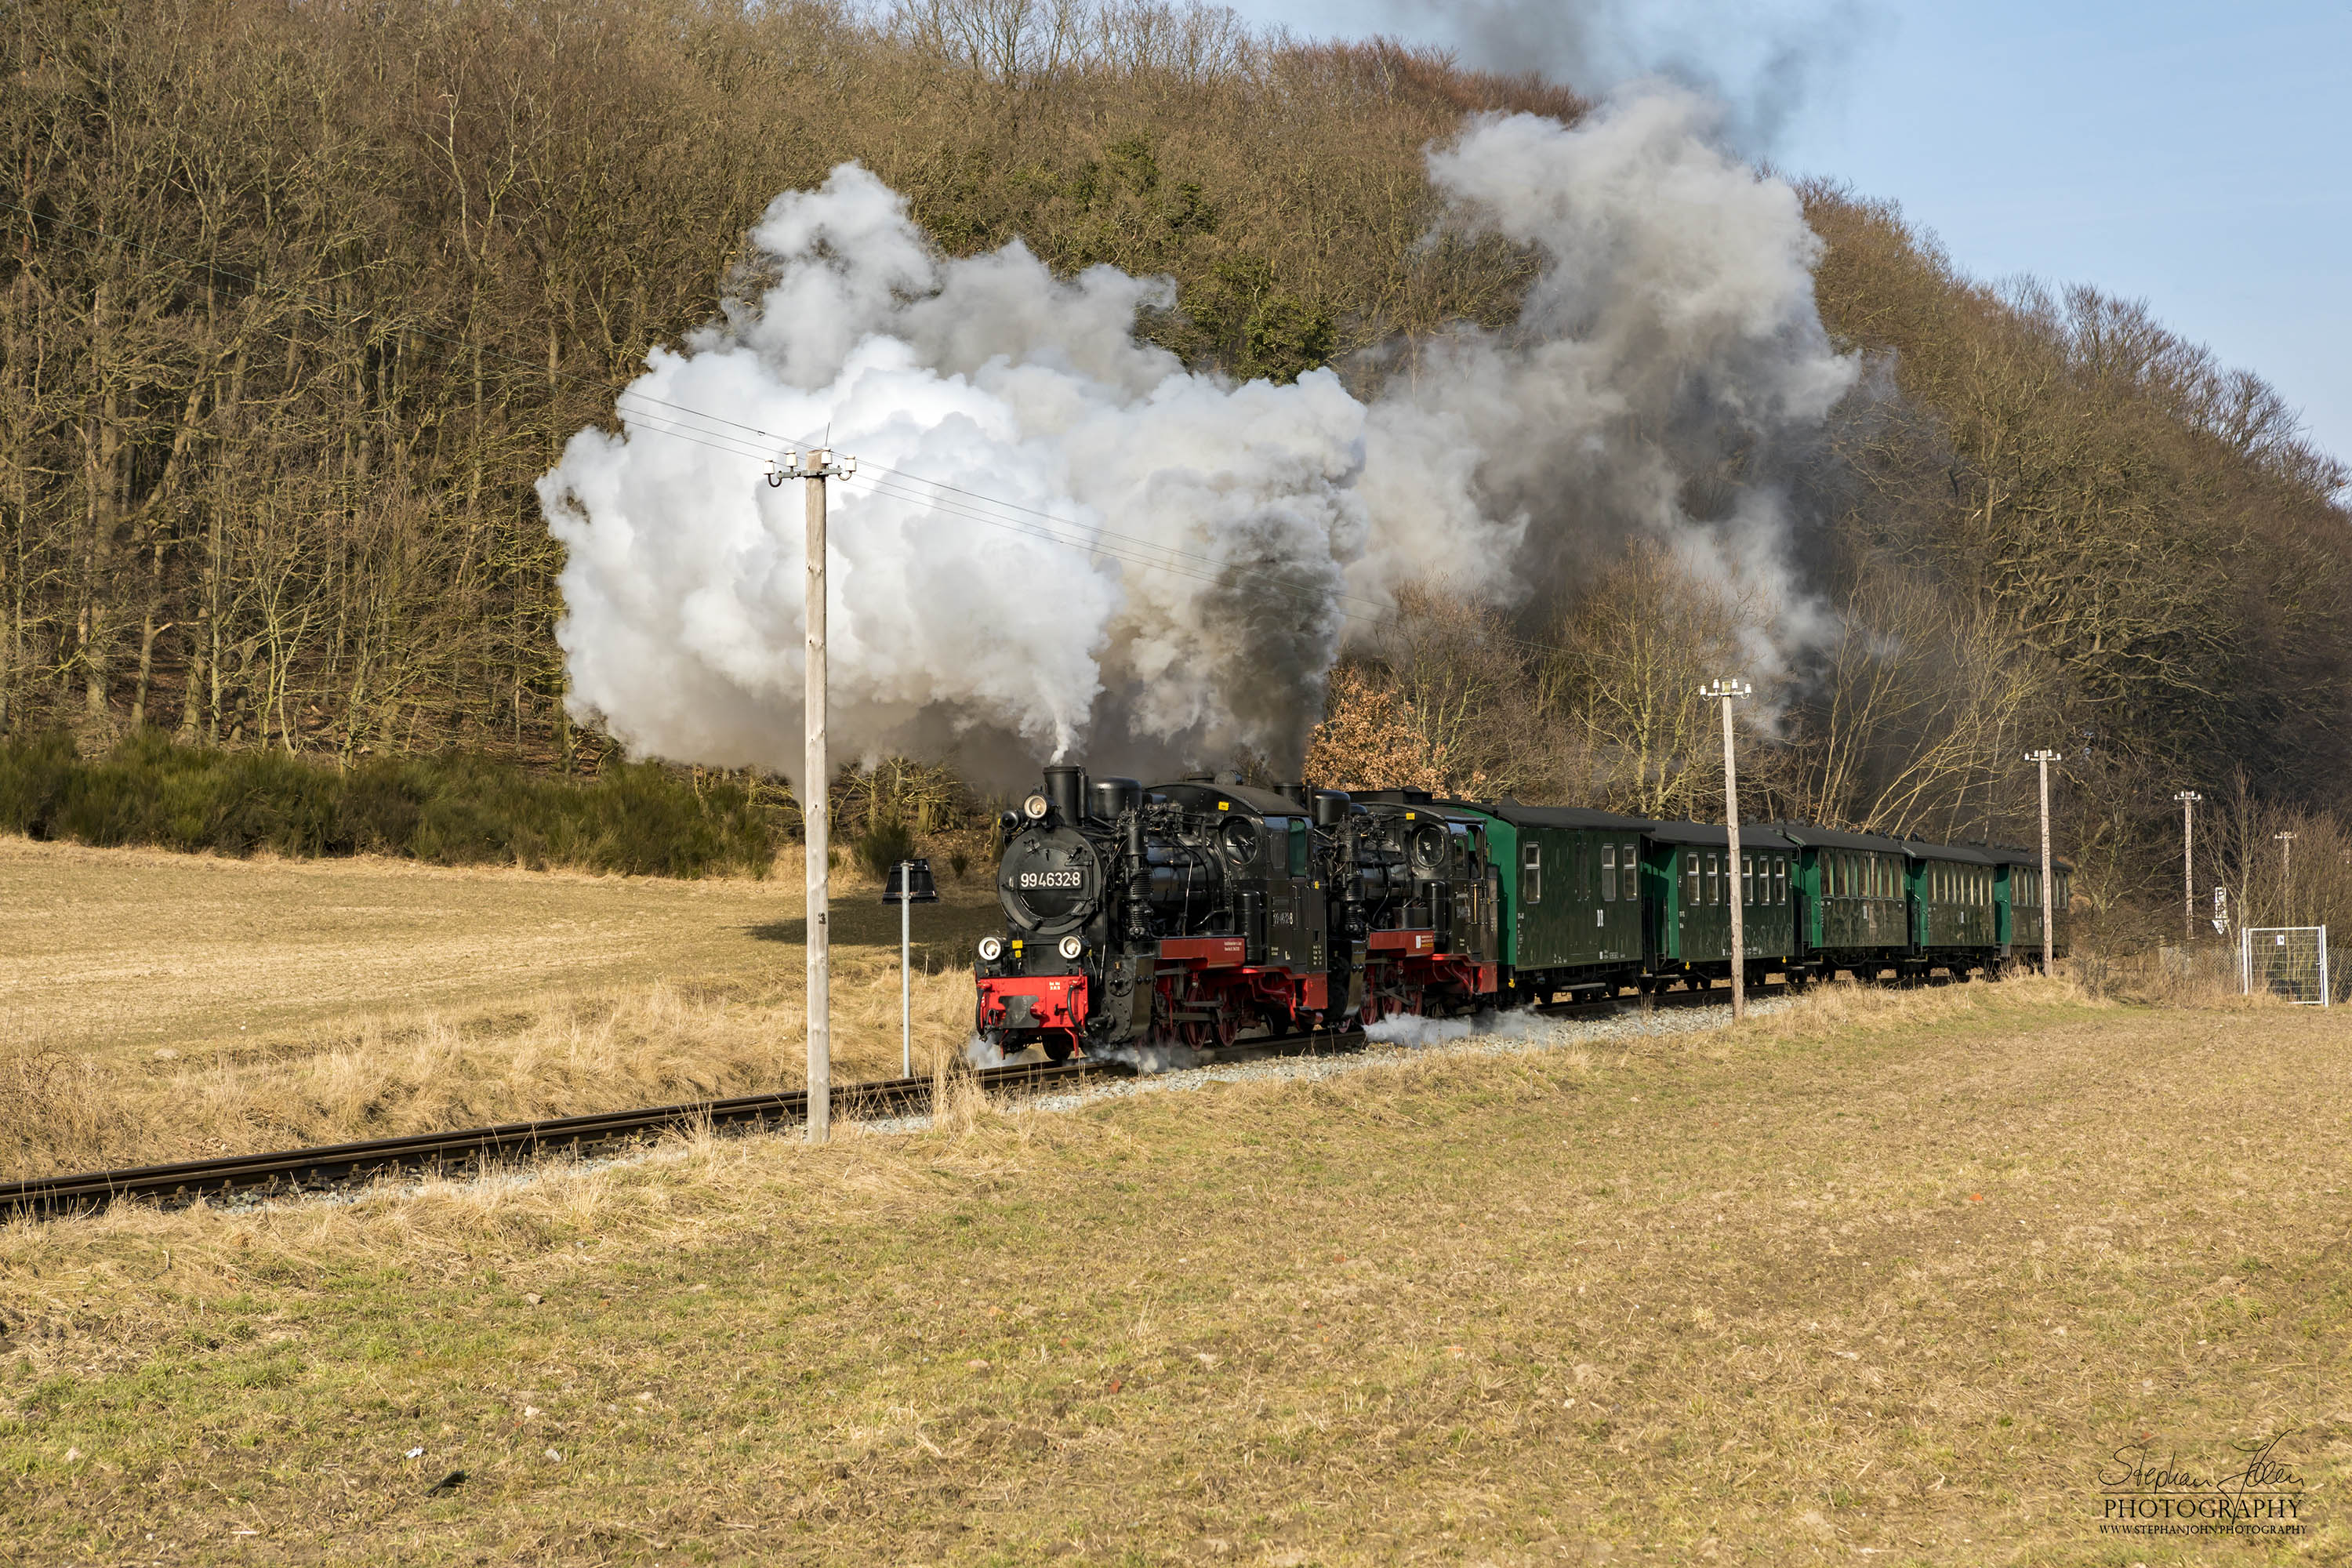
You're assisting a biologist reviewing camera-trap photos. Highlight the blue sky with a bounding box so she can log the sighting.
[1231,0,2352,475]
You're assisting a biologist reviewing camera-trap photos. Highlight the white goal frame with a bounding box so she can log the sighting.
[2241,925,2330,1006]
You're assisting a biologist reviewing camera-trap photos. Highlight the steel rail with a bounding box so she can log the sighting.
[0,975,1793,1220]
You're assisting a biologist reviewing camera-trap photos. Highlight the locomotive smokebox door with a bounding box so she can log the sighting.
[997,826,1103,937]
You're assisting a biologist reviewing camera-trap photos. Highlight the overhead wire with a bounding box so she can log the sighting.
[14,196,1608,670]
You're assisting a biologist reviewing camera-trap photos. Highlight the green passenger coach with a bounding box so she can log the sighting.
[1766,823,1911,979]
[1639,822,1798,988]
[1904,840,1999,970]
[1986,844,2072,964]
[1439,798,1655,1004]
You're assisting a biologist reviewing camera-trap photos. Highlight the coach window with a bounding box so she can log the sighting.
[1522,842,1542,904]
[1601,844,1617,901]
[1622,845,1639,902]
[1777,856,1789,904]
[1684,854,1700,907]
[1741,855,1753,904]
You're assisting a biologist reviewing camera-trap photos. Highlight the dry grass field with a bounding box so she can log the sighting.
[0,976,2347,1564]
[0,834,1004,1176]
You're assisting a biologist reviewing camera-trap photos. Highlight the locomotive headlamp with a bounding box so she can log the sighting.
[1022,793,1051,821]
[977,935,1004,962]
[1058,935,1083,960]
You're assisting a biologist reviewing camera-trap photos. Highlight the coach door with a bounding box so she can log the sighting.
[1596,835,1639,961]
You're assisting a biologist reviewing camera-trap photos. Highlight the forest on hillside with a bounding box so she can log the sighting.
[4,0,2349,941]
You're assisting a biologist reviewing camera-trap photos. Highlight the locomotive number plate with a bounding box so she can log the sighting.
[1019,870,1084,889]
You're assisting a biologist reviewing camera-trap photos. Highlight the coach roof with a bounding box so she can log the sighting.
[1456,797,1659,832]
[1975,841,2076,872]
[1762,822,1909,855]
[1642,821,1798,851]
[1904,840,1998,866]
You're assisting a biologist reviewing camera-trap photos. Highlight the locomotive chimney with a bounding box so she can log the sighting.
[1042,764,1086,826]
[1276,780,1310,808]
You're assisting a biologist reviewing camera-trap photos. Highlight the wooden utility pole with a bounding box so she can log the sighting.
[1702,679,1752,1019]
[2174,790,2201,942]
[2028,750,2061,971]
[789,445,854,1143]
[2277,831,2298,924]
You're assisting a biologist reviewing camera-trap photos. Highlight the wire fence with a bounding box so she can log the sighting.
[2240,926,2331,1006]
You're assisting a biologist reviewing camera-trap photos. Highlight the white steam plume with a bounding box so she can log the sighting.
[1358,90,1858,686]
[1378,0,1878,156]
[539,84,1855,782]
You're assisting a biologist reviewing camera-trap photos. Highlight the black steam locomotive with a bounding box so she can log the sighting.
[971,764,2071,1060]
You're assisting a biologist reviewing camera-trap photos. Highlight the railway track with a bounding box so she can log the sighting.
[0,979,1776,1221]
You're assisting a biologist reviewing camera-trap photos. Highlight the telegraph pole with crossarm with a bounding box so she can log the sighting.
[781,446,855,1144]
